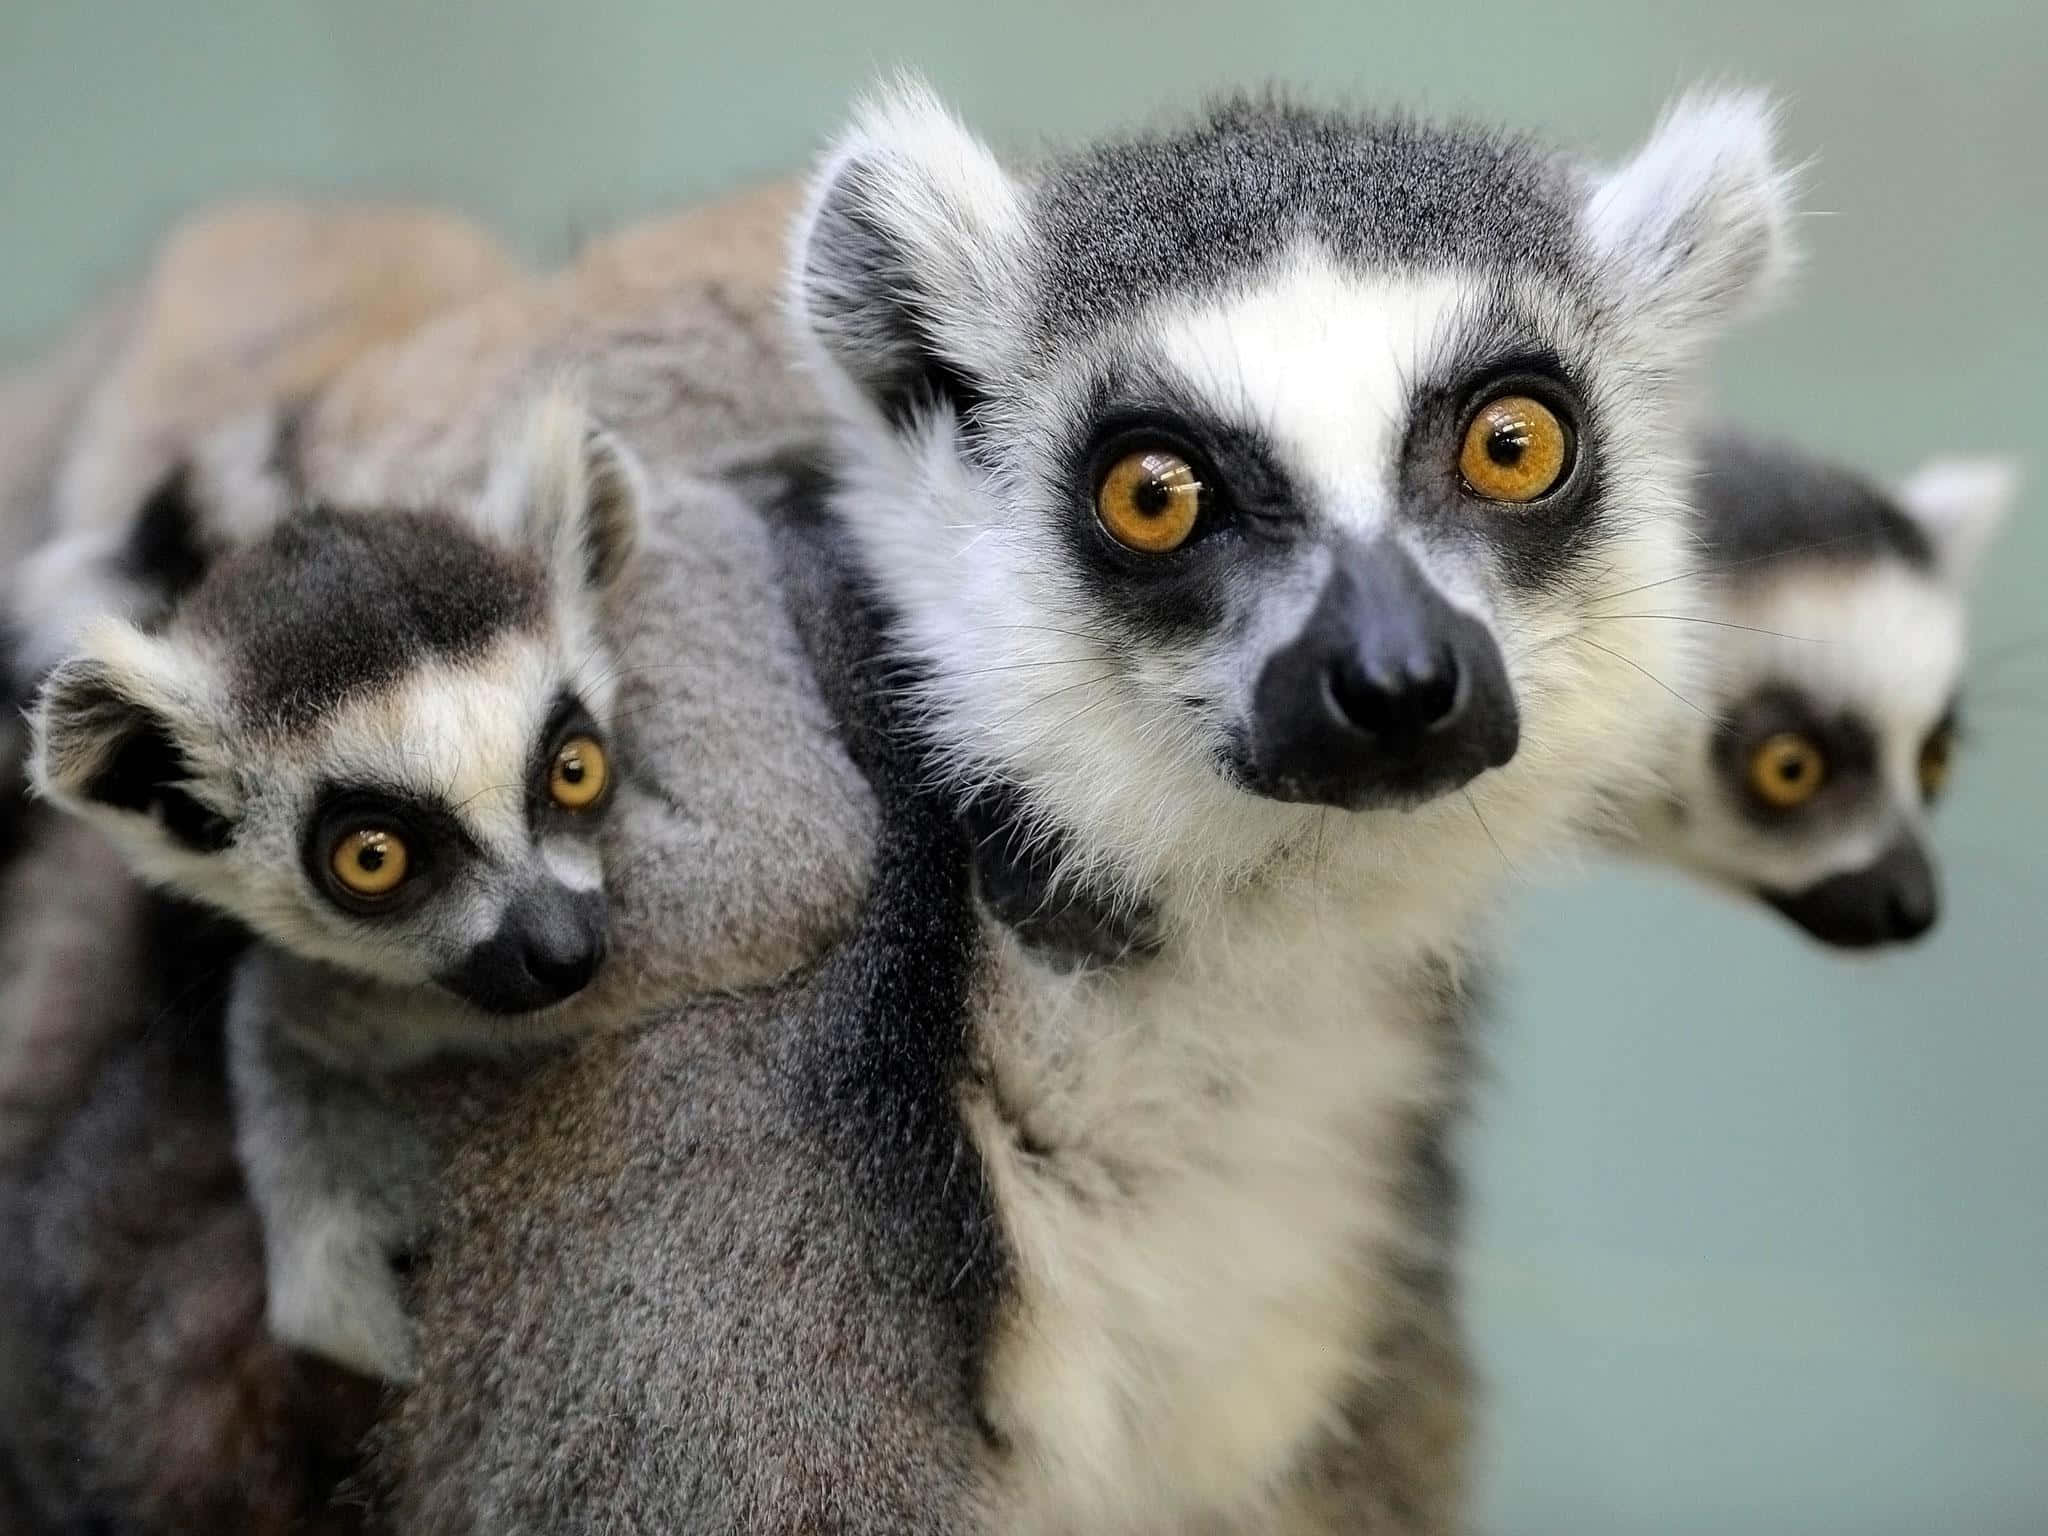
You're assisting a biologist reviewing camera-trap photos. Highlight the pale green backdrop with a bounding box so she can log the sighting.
[3,3,2042,1530]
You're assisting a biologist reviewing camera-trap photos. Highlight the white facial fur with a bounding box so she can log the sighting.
[29,394,641,995]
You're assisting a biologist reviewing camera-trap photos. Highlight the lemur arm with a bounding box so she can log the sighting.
[225,949,436,1384]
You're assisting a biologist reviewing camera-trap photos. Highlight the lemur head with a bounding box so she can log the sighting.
[1648,431,2015,948]
[29,396,644,1012]
[791,84,1795,919]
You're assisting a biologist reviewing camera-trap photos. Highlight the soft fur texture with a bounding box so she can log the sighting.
[0,177,870,1531]
[3,84,1805,1530]
[6,202,521,700]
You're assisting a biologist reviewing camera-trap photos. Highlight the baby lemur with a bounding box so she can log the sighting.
[29,394,643,1382]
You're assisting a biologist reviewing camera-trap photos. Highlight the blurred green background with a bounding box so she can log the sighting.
[3,2,2042,1530]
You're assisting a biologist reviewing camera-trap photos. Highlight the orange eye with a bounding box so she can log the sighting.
[1459,394,1571,503]
[1918,729,1954,800]
[329,827,409,897]
[1096,448,1204,554]
[1748,733,1826,809]
[548,735,609,810]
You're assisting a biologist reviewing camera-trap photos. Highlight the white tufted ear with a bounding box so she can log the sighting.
[1583,89,1798,354]
[29,618,237,853]
[484,391,644,594]
[789,76,1029,425]
[1895,455,2019,586]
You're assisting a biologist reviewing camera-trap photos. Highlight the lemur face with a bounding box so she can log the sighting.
[1653,439,2015,948]
[31,398,644,1012]
[794,87,1794,896]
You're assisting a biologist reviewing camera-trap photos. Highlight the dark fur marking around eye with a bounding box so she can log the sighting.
[301,784,482,917]
[1398,329,1605,595]
[1057,376,1303,647]
[1710,683,1882,829]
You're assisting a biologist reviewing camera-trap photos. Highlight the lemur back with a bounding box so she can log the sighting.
[1628,428,2015,947]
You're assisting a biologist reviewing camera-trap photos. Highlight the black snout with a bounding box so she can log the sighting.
[437,885,608,1014]
[1244,543,1519,809]
[1762,836,1939,949]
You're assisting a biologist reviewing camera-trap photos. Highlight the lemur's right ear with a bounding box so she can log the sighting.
[489,392,644,595]
[1895,456,2019,587]
[791,77,1028,427]
[29,625,233,853]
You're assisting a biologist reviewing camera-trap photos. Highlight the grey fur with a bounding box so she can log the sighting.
[1694,426,1936,572]
[0,86,1802,1531]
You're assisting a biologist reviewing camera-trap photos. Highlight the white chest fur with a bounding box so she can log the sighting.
[968,883,1463,1533]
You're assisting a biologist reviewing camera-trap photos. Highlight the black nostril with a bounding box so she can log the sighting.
[1885,884,1937,940]
[1324,648,1462,740]
[522,935,599,995]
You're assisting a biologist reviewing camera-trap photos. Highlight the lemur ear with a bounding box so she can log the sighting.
[1895,456,2019,586]
[504,393,644,594]
[29,625,234,853]
[790,77,1028,425]
[1583,89,1797,352]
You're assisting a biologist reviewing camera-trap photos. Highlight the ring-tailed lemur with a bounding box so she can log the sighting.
[1629,429,2016,947]
[786,81,1795,1532]
[28,394,643,1383]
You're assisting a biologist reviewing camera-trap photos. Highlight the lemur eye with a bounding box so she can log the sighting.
[1459,395,1572,503]
[1096,449,1204,554]
[548,735,610,810]
[1918,728,1954,801]
[1748,732,1826,809]
[329,827,410,898]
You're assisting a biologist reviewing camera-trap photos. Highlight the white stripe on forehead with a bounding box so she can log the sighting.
[298,631,571,852]
[1139,251,1470,538]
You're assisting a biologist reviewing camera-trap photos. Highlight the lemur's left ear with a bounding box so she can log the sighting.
[1583,89,1798,355]
[1895,456,2019,586]
[500,393,644,594]
[790,77,1028,426]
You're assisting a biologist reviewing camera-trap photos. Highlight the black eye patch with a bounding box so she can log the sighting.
[1710,684,1882,829]
[529,691,611,826]
[301,785,479,918]
[1397,331,1605,592]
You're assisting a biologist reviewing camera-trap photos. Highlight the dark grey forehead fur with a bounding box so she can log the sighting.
[1026,97,1590,342]
[1694,427,1935,576]
[178,506,548,731]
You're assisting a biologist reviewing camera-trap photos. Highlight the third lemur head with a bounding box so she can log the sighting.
[1648,430,2016,949]
[790,83,1796,914]
[30,395,644,1013]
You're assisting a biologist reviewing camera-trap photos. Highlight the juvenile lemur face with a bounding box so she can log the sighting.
[31,398,644,1012]
[793,86,1795,899]
[1654,434,2015,948]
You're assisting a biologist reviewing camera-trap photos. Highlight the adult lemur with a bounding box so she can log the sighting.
[1633,432,2015,947]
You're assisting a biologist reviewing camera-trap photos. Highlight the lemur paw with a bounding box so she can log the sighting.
[267,1214,422,1385]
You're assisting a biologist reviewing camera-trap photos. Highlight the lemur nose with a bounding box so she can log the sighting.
[521,927,602,995]
[1323,645,1462,741]
[1247,541,1519,811]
